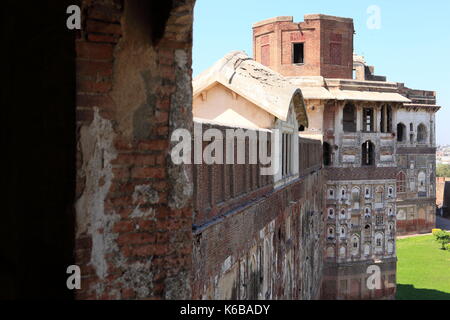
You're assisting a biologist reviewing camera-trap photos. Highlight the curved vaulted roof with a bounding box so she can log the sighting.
[193,51,308,128]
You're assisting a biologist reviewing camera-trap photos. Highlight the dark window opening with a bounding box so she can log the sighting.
[417,124,427,143]
[397,123,406,142]
[343,103,356,132]
[363,108,374,132]
[323,142,331,166]
[362,140,375,166]
[380,105,392,133]
[292,43,304,64]
[410,123,414,131]
[299,125,305,132]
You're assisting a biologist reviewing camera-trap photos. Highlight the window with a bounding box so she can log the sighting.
[328,208,335,219]
[351,235,360,255]
[388,186,394,198]
[340,188,347,199]
[363,108,374,132]
[299,125,305,132]
[376,215,384,226]
[328,227,335,239]
[410,123,414,131]
[375,234,383,248]
[362,141,375,166]
[388,207,395,216]
[340,227,346,238]
[376,239,382,247]
[364,207,371,217]
[343,103,356,132]
[292,43,304,64]
[417,124,428,143]
[365,187,371,198]
[282,133,293,178]
[418,171,427,195]
[380,105,393,133]
[340,209,346,219]
[397,123,406,142]
[323,142,331,166]
[351,187,360,202]
[328,188,335,199]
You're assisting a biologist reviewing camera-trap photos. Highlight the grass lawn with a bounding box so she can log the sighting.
[396,235,450,300]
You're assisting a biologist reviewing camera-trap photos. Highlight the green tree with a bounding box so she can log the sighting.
[437,164,450,177]
[434,230,450,250]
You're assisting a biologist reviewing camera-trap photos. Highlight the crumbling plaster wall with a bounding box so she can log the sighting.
[192,170,325,300]
[75,0,196,299]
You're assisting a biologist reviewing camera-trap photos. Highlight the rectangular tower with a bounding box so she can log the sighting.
[253,15,354,78]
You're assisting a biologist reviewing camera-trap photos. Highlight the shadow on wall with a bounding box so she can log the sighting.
[396,284,450,300]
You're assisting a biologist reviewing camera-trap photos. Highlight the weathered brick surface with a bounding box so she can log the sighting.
[253,15,354,79]
[193,168,326,300]
[75,0,195,300]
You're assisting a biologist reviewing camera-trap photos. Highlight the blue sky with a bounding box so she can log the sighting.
[193,0,450,145]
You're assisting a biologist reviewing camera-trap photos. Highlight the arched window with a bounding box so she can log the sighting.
[418,171,426,193]
[380,105,393,133]
[364,224,371,237]
[388,207,395,217]
[323,142,331,166]
[417,123,428,143]
[328,208,335,219]
[397,123,406,142]
[328,226,335,239]
[375,233,384,248]
[343,103,356,132]
[362,140,375,166]
[351,187,360,201]
[328,188,335,199]
[351,235,360,256]
[388,186,394,198]
[340,226,346,238]
[364,207,371,218]
[340,209,347,220]
[340,187,347,199]
[397,171,406,193]
[364,186,371,198]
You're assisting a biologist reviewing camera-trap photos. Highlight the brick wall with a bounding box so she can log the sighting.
[190,126,325,299]
[75,0,196,300]
[192,163,325,299]
[253,15,354,79]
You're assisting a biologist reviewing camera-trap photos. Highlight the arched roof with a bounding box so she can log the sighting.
[193,51,308,128]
